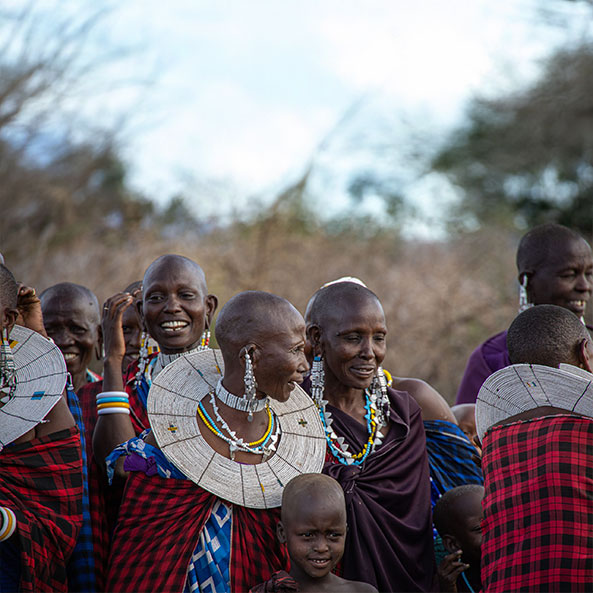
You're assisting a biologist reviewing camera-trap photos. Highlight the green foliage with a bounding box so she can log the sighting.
[433,43,593,238]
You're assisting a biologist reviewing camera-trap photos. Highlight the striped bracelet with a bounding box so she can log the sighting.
[0,507,16,541]
[96,391,130,415]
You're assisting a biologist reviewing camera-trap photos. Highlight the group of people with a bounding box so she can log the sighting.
[0,221,592,593]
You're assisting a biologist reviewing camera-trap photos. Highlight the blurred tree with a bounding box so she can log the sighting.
[433,42,593,239]
[0,2,198,264]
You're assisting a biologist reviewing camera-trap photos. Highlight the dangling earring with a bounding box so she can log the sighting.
[0,329,16,404]
[518,275,533,313]
[200,329,211,349]
[370,366,390,428]
[135,331,150,387]
[310,355,325,406]
[243,351,258,422]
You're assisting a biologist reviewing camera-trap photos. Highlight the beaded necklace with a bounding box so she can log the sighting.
[215,378,268,414]
[316,390,385,466]
[197,391,279,460]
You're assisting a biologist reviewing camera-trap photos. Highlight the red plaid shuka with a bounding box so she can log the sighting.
[482,415,593,592]
[106,471,289,593]
[0,427,83,593]
[77,359,153,590]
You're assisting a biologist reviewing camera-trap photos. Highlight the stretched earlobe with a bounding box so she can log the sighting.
[578,338,593,373]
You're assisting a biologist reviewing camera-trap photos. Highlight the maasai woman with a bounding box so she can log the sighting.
[105,291,325,592]
[456,223,593,404]
[86,255,216,587]
[0,263,83,593]
[306,281,435,592]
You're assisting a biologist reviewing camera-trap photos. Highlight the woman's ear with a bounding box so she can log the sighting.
[2,307,18,334]
[204,295,218,328]
[578,338,593,373]
[307,325,323,356]
[240,343,258,368]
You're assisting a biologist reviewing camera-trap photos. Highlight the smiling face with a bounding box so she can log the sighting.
[450,488,484,568]
[253,306,309,402]
[42,291,100,381]
[141,257,216,354]
[319,294,387,393]
[527,237,593,317]
[278,487,347,583]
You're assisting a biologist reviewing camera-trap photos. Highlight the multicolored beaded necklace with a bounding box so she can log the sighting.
[316,389,384,466]
[197,391,279,460]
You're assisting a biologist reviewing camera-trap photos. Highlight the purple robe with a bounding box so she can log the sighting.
[455,330,510,405]
[323,387,435,593]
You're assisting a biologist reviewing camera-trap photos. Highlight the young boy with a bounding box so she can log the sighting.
[433,484,484,593]
[251,474,377,593]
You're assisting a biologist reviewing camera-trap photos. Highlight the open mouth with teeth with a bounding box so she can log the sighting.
[160,320,189,332]
[62,353,78,362]
[308,558,331,568]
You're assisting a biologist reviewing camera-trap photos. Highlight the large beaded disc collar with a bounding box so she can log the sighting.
[0,326,68,451]
[148,348,326,509]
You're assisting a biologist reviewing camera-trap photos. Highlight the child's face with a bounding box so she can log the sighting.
[454,491,484,566]
[278,497,347,582]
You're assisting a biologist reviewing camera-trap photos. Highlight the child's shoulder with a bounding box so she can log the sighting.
[333,576,378,593]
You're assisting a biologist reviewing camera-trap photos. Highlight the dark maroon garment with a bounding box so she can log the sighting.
[322,388,435,593]
[455,330,510,405]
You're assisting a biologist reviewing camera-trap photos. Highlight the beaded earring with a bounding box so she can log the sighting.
[371,366,390,428]
[200,329,211,349]
[310,355,325,406]
[135,331,150,387]
[0,329,16,404]
[518,275,533,313]
[243,351,258,422]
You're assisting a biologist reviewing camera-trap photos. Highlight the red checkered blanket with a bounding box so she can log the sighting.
[0,427,83,593]
[482,415,593,592]
[106,470,289,592]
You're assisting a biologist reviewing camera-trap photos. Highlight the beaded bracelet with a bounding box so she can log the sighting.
[96,391,130,415]
[0,507,17,541]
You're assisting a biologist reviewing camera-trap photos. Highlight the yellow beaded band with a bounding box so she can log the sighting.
[0,507,16,541]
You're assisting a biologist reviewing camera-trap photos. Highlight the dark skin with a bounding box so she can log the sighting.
[2,288,75,446]
[438,488,484,592]
[278,475,377,593]
[196,303,308,464]
[523,237,593,318]
[93,256,217,473]
[42,288,101,392]
[393,377,457,423]
[308,293,389,428]
[451,404,481,454]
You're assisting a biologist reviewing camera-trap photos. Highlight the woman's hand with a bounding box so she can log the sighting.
[16,284,47,337]
[102,292,136,363]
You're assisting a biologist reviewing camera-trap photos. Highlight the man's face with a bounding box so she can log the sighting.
[528,238,593,317]
[42,295,99,378]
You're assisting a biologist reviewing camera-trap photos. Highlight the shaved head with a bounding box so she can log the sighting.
[0,265,17,310]
[143,255,208,294]
[281,473,345,525]
[306,282,382,329]
[40,282,100,324]
[507,304,590,367]
[215,291,302,355]
[433,484,484,539]
[516,223,589,275]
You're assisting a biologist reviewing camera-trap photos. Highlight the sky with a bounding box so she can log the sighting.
[7,0,593,235]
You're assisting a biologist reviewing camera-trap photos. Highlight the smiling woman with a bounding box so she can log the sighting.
[456,223,593,405]
[305,281,435,592]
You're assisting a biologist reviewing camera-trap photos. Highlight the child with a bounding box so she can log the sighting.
[451,404,481,453]
[250,474,377,593]
[433,485,484,593]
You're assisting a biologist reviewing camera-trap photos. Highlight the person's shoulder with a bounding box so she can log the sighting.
[392,377,456,423]
[335,577,378,592]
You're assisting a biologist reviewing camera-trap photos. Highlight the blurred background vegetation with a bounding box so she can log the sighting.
[2,1,592,402]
